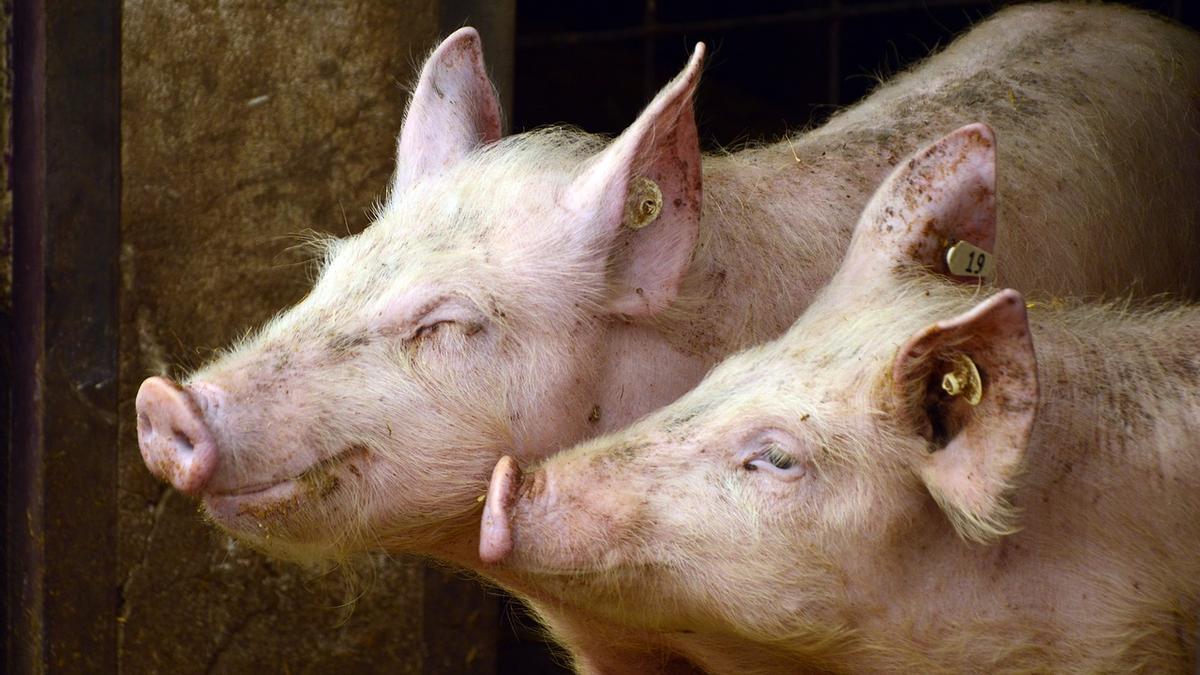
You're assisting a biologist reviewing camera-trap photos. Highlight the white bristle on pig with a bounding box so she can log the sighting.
[484,91,1200,673]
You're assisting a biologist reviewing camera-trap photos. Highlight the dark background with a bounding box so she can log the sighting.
[515,0,1198,146]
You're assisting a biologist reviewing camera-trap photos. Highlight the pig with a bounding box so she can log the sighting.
[481,120,1200,673]
[135,3,1200,671]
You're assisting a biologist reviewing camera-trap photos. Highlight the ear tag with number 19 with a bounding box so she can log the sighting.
[944,240,996,280]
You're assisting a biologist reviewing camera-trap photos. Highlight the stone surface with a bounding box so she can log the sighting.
[119,3,494,672]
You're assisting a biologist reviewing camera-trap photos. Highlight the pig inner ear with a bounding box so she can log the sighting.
[390,27,503,196]
[833,123,997,294]
[891,289,1038,544]
[565,44,706,317]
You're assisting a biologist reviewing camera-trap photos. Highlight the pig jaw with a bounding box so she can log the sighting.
[135,371,378,560]
[166,372,390,560]
[481,435,862,637]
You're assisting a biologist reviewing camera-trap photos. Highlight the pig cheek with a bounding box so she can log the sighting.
[509,330,607,454]
[215,447,378,551]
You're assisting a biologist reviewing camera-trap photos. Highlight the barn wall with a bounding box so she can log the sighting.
[119,3,496,672]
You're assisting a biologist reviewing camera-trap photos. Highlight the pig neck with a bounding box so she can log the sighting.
[425,134,904,640]
[426,526,694,664]
[595,133,899,434]
[841,309,1200,671]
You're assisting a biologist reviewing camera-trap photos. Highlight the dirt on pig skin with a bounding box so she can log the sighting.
[487,119,1200,674]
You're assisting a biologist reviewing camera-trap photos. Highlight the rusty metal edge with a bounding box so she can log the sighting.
[9,0,48,669]
[8,0,121,672]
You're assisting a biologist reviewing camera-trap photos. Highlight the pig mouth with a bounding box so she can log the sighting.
[203,445,370,525]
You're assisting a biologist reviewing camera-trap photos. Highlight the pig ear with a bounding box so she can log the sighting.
[564,44,706,316]
[891,289,1038,544]
[390,27,503,196]
[833,123,997,293]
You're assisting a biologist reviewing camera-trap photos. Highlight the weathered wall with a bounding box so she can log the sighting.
[119,3,494,672]
[1,1,11,655]
[0,0,9,310]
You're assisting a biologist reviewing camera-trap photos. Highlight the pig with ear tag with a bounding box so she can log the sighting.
[136,5,1200,672]
[484,122,1200,673]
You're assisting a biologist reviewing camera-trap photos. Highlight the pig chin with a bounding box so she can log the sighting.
[200,443,373,549]
[137,374,381,556]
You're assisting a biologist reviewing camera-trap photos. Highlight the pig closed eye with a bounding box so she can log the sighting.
[409,298,487,342]
[742,441,808,480]
[414,318,485,341]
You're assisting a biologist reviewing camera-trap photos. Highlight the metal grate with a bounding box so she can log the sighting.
[514,0,1197,146]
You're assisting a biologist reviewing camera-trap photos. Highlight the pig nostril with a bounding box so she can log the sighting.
[136,376,220,494]
[171,432,194,455]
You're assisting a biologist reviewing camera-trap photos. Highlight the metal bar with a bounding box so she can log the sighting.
[8,0,121,671]
[828,0,842,105]
[9,0,47,668]
[643,0,658,102]
[0,0,12,660]
[517,0,998,48]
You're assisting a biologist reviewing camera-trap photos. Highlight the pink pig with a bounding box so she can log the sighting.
[482,123,1200,673]
[135,4,1200,671]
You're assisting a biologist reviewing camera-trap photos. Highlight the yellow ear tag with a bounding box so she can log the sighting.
[941,353,983,406]
[624,177,663,230]
[944,241,995,280]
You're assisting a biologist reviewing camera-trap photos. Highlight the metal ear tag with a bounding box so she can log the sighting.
[944,241,995,280]
[624,177,663,230]
[941,353,983,406]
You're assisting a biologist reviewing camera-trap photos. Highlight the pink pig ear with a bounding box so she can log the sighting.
[891,289,1038,544]
[833,123,997,294]
[565,44,706,317]
[390,27,503,195]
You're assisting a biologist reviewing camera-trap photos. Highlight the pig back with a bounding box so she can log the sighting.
[819,3,1200,299]
[988,304,1200,669]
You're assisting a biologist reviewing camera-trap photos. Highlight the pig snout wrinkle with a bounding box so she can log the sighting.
[136,376,219,495]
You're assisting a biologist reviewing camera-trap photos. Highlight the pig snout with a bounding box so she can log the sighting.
[480,455,523,565]
[136,376,219,495]
[480,454,637,572]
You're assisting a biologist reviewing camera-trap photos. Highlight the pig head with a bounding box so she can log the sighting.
[481,124,1041,644]
[136,28,710,560]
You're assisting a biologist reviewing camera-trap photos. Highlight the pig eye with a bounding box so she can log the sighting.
[409,297,487,342]
[740,434,808,480]
[744,443,796,471]
[413,321,447,339]
[763,444,796,469]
